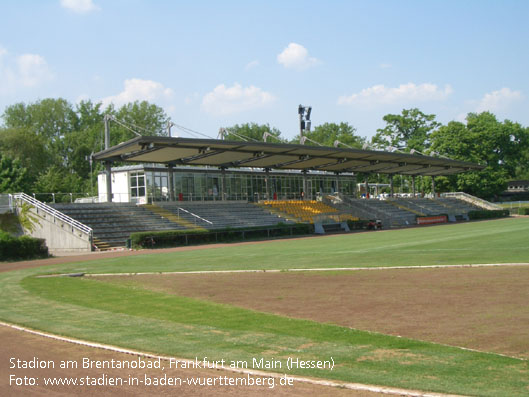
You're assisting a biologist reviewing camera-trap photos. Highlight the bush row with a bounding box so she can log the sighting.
[518,207,529,215]
[0,231,48,261]
[346,219,372,229]
[467,209,510,220]
[130,223,314,249]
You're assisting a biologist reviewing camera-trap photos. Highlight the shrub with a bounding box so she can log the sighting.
[0,231,48,261]
[467,209,510,220]
[130,223,313,249]
[347,219,371,229]
[518,207,529,215]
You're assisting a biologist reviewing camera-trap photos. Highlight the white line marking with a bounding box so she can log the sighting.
[74,262,529,278]
[0,321,464,396]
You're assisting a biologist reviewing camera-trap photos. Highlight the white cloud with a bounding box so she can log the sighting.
[17,54,53,87]
[337,83,453,106]
[245,60,260,71]
[475,87,523,113]
[201,83,275,115]
[277,43,319,70]
[379,63,392,69]
[60,0,100,13]
[101,78,174,108]
[0,48,53,94]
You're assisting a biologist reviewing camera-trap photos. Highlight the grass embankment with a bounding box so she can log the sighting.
[0,218,528,395]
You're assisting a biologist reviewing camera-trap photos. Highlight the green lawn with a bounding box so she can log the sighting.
[1,218,529,396]
[13,217,529,276]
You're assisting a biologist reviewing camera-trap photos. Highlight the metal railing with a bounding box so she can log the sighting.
[441,192,501,210]
[12,193,93,238]
[176,207,213,225]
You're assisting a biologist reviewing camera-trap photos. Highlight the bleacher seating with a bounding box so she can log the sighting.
[261,200,358,223]
[157,201,294,230]
[435,198,483,214]
[392,198,448,216]
[52,201,294,249]
[329,195,486,228]
[50,195,487,249]
[51,203,185,249]
[328,197,418,227]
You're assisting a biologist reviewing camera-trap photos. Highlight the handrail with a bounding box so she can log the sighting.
[12,193,93,236]
[441,192,501,210]
[177,207,213,225]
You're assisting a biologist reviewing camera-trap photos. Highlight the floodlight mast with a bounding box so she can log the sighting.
[298,105,312,144]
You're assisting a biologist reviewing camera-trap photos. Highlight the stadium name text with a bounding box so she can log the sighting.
[9,355,335,372]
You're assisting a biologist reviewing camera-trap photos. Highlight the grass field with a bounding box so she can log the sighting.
[1,217,529,396]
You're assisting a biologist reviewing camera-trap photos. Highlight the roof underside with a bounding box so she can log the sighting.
[93,136,484,177]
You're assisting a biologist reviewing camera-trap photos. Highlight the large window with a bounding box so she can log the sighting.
[130,172,146,198]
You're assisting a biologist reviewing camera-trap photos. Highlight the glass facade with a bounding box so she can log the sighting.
[125,166,356,202]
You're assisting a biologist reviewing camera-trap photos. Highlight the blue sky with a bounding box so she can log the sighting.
[1,0,528,140]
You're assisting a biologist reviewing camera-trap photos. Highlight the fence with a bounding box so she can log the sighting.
[11,193,93,239]
[441,192,501,210]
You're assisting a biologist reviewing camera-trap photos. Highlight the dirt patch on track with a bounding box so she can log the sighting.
[0,325,382,396]
[101,265,529,359]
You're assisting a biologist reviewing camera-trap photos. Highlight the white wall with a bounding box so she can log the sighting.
[98,171,130,202]
[26,207,92,253]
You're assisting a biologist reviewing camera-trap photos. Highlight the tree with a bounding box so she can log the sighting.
[291,122,365,148]
[2,98,79,169]
[223,123,283,142]
[1,98,170,196]
[33,166,88,196]
[106,101,169,145]
[0,154,30,193]
[0,127,50,185]
[2,98,78,142]
[430,112,529,199]
[372,108,440,152]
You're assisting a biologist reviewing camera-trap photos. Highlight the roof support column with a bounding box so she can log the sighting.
[335,173,340,194]
[265,168,270,201]
[365,177,369,199]
[302,171,307,200]
[411,175,416,197]
[389,174,394,198]
[431,177,436,197]
[220,167,226,201]
[105,161,112,203]
[167,165,174,201]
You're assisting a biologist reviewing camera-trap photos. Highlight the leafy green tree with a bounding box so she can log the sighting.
[0,127,50,185]
[1,98,169,196]
[430,112,529,199]
[2,98,79,139]
[106,101,169,145]
[0,154,30,193]
[223,123,283,142]
[33,166,88,196]
[2,98,79,170]
[291,122,365,148]
[372,108,440,152]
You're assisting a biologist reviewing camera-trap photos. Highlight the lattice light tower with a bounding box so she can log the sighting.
[298,105,312,143]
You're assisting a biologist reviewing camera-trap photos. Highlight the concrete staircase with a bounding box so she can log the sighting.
[50,203,185,249]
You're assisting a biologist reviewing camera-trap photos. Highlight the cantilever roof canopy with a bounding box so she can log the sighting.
[93,136,484,177]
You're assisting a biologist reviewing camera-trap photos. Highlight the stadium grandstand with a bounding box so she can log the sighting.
[8,132,492,252]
